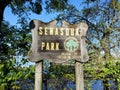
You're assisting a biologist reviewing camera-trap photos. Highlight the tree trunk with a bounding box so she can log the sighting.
[0,4,4,30]
[0,0,12,30]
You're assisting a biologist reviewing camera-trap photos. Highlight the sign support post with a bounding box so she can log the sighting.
[76,61,84,90]
[35,61,42,90]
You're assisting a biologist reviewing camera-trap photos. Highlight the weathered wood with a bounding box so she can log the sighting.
[35,61,42,90]
[28,20,89,63]
[79,23,89,62]
[76,61,84,90]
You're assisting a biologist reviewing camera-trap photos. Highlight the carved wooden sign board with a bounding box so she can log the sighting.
[28,20,89,63]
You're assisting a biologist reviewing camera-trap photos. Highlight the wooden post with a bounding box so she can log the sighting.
[75,61,84,90]
[35,61,42,90]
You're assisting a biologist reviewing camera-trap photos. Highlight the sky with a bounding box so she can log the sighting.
[3,0,83,26]
[4,6,59,26]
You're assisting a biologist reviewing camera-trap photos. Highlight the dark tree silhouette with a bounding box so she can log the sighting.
[0,0,12,29]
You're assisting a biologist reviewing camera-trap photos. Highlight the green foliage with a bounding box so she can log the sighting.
[0,21,34,90]
[84,80,91,90]
[83,57,120,89]
[42,62,75,89]
[64,74,75,81]
[10,0,69,15]
[10,0,42,15]
[45,0,68,12]
[117,2,120,10]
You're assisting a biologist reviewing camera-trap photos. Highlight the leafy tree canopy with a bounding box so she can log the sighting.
[0,0,69,29]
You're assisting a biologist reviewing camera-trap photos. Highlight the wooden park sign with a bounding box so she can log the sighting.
[28,19,89,90]
[28,20,89,63]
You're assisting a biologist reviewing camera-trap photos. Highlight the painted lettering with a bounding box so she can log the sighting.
[60,28,64,35]
[41,42,60,51]
[38,27,80,36]
[55,28,59,35]
[50,28,54,35]
[45,27,48,35]
[38,27,43,35]
[41,42,45,50]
